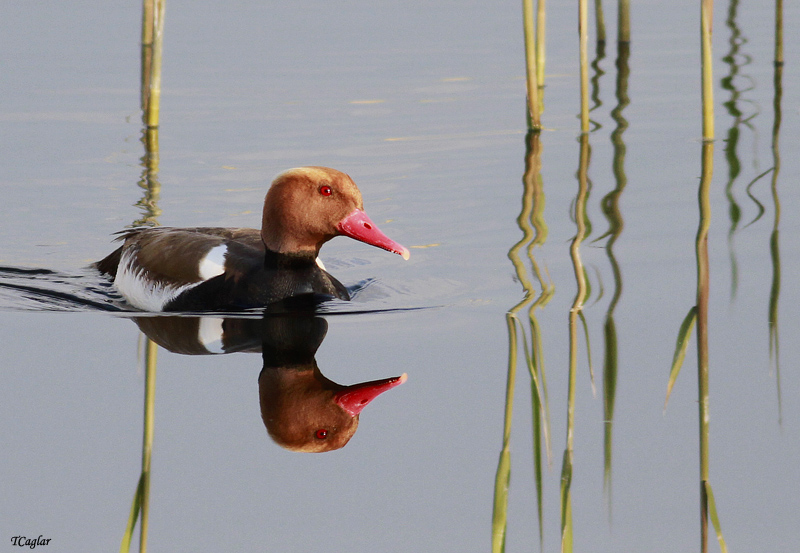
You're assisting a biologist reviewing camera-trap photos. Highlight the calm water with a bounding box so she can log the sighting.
[3,1,800,551]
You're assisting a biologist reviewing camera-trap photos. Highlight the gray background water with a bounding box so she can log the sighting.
[2,0,800,551]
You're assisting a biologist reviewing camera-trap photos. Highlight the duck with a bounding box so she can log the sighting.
[95,167,409,311]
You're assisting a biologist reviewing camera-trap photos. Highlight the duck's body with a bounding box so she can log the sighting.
[95,167,408,311]
[96,226,349,311]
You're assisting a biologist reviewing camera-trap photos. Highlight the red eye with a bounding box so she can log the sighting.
[315,429,328,439]
[319,185,332,196]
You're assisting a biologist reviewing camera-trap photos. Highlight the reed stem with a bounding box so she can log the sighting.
[536,0,547,97]
[774,0,783,65]
[701,0,714,140]
[579,0,590,133]
[143,0,166,128]
[595,0,606,44]
[618,0,630,44]
[696,140,712,553]
[140,1,154,112]
[523,0,542,129]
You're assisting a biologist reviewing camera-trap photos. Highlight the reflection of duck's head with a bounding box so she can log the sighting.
[259,366,406,453]
[132,313,406,452]
[256,315,407,452]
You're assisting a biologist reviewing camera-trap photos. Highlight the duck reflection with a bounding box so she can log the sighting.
[134,314,406,452]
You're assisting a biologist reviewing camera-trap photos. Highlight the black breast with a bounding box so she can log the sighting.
[164,246,350,311]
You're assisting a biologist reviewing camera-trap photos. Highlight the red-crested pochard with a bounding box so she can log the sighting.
[95,167,409,311]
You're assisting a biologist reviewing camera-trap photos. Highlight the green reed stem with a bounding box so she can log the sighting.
[523,0,541,129]
[697,141,711,553]
[775,0,783,65]
[701,0,714,140]
[536,0,547,100]
[143,0,166,128]
[579,0,590,133]
[595,0,606,43]
[618,0,630,43]
[123,14,165,547]
[140,0,153,112]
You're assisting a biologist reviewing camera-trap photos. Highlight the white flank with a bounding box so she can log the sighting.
[199,245,227,280]
[115,248,221,312]
[197,317,225,353]
[315,257,326,271]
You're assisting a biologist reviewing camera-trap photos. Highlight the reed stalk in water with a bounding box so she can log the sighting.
[595,0,606,44]
[121,8,167,548]
[774,0,783,65]
[618,0,630,43]
[696,141,713,553]
[141,0,166,128]
[140,0,153,111]
[701,0,714,140]
[536,0,547,100]
[579,0,590,133]
[523,0,541,129]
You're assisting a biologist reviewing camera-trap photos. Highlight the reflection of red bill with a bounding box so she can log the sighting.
[334,373,408,416]
[337,209,411,260]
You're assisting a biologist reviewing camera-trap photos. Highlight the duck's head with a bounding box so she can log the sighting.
[260,167,410,259]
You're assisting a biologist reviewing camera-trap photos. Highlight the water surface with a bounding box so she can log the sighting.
[2,1,800,552]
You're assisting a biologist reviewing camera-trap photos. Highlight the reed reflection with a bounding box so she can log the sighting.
[560,133,592,551]
[132,128,162,228]
[493,129,553,553]
[769,2,783,421]
[590,41,607,123]
[721,0,758,299]
[595,39,629,504]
